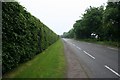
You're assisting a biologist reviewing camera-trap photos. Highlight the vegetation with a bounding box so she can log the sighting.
[2,2,59,74]
[77,38,119,48]
[3,39,65,78]
[62,1,120,47]
[62,28,74,38]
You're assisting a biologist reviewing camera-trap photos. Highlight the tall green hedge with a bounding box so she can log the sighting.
[2,2,59,74]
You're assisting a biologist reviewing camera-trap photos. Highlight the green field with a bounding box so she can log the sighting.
[3,39,66,78]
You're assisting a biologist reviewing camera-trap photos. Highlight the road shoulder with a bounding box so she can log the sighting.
[63,39,88,78]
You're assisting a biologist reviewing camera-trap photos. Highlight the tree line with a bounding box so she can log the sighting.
[62,2,120,42]
[2,2,59,74]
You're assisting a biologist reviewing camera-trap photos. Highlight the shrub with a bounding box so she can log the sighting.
[2,2,59,74]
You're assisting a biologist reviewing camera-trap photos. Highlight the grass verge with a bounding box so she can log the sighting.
[77,38,119,48]
[3,39,66,78]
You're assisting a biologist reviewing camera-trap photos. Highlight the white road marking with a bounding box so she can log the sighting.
[70,43,82,50]
[76,46,79,48]
[105,65,120,77]
[71,43,96,60]
[70,43,73,45]
[83,51,95,59]
[76,46,81,50]
[107,47,118,51]
[78,47,81,50]
[73,44,76,46]
[70,43,95,59]
[71,43,75,47]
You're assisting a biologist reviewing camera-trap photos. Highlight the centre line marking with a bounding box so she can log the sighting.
[78,47,81,50]
[71,43,75,46]
[76,47,81,50]
[83,51,95,59]
[105,65,120,77]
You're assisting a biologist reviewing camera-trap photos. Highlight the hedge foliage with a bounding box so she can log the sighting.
[2,2,59,74]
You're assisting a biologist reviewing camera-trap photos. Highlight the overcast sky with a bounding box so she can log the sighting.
[18,0,108,35]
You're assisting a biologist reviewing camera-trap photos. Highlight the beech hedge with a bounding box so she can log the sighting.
[2,2,59,74]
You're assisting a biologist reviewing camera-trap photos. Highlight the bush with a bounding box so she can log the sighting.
[2,2,59,74]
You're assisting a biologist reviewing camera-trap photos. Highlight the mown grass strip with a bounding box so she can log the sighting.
[3,39,66,78]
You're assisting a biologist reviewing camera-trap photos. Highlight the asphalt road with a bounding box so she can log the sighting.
[63,38,119,78]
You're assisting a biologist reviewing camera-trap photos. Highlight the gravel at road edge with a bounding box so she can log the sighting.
[63,40,88,78]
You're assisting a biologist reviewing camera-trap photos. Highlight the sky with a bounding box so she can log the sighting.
[18,0,108,35]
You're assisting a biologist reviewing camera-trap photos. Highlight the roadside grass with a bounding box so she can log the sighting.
[3,39,66,78]
[77,38,119,48]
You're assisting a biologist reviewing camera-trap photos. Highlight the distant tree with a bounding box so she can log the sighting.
[103,2,120,41]
[63,2,120,42]
[73,6,104,39]
[73,20,88,39]
[62,28,74,38]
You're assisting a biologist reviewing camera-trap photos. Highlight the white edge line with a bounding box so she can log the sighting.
[83,51,95,59]
[105,65,120,77]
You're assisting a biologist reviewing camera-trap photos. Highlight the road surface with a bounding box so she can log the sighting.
[63,38,119,78]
